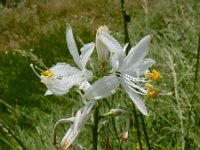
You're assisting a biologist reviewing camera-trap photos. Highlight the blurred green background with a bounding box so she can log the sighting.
[0,0,200,149]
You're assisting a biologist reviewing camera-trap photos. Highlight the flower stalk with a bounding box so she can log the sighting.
[120,0,131,52]
[140,113,151,150]
[93,104,99,150]
[132,104,143,150]
[193,33,200,92]
[105,100,123,150]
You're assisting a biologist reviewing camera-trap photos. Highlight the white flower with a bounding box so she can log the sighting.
[60,100,96,150]
[66,25,94,72]
[85,33,160,115]
[30,63,86,96]
[30,25,95,96]
[66,24,95,91]
[95,25,110,67]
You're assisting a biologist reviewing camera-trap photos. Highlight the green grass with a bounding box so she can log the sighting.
[0,0,200,149]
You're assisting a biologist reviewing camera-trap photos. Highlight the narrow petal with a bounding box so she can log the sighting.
[61,129,79,150]
[96,26,110,62]
[61,101,96,150]
[109,53,119,71]
[122,43,129,54]
[99,32,123,68]
[121,81,148,115]
[124,58,156,76]
[136,58,156,74]
[80,42,95,69]
[84,75,119,100]
[66,25,82,69]
[119,35,151,71]
[74,110,82,132]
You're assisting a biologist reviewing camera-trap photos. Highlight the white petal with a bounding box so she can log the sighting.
[82,69,93,81]
[84,75,119,100]
[99,32,123,68]
[124,58,156,76]
[74,110,82,132]
[61,101,96,150]
[41,63,84,96]
[119,35,151,71]
[78,80,91,92]
[96,26,110,62]
[122,43,129,54]
[61,128,79,150]
[42,77,74,96]
[78,101,96,129]
[136,58,156,74]
[109,53,119,71]
[80,42,95,69]
[51,63,80,76]
[121,81,148,115]
[66,25,82,69]
[44,90,53,96]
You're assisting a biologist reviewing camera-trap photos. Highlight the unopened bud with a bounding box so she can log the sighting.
[110,109,126,117]
[96,26,110,67]
[120,131,128,142]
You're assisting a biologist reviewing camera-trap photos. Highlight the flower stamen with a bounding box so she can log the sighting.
[145,69,160,81]
[150,90,160,97]
[41,70,54,78]
[145,83,160,99]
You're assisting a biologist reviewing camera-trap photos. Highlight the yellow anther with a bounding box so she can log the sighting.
[145,72,154,78]
[145,83,154,89]
[150,90,160,97]
[41,70,54,78]
[152,69,161,81]
[146,84,160,100]
[145,69,161,81]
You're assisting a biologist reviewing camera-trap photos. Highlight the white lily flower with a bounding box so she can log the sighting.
[30,25,95,96]
[30,63,86,96]
[60,100,96,150]
[95,25,110,67]
[85,33,160,115]
[66,24,95,91]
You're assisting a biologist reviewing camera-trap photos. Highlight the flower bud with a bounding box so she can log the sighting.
[110,109,126,117]
[96,26,110,68]
[120,131,128,142]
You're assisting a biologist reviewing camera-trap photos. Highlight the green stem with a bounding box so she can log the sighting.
[193,33,200,92]
[93,105,99,150]
[120,0,131,52]
[105,100,123,150]
[132,104,143,150]
[140,113,151,150]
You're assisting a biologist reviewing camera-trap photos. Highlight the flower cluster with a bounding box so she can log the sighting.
[31,24,160,149]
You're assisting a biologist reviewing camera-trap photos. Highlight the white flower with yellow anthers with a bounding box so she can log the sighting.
[52,100,96,150]
[95,25,110,68]
[30,63,89,96]
[30,25,95,96]
[85,33,160,115]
